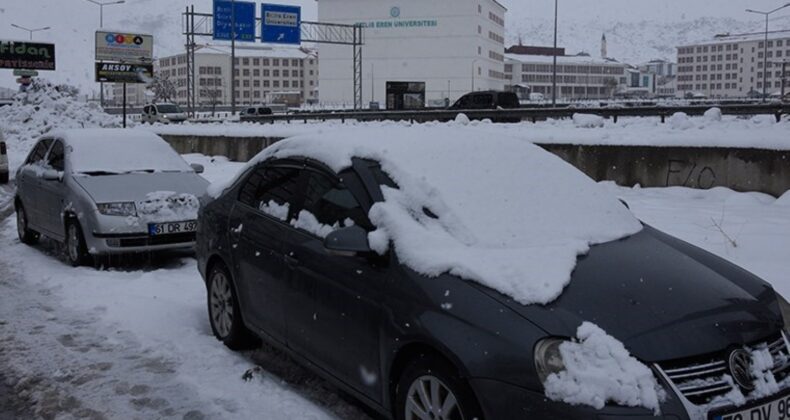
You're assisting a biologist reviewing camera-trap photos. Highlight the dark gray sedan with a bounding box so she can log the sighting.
[197,131,790,420]
[15,129,209,266]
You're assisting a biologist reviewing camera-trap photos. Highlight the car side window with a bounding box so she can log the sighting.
[46,140,65,172]
[238,165,301,221]
[296,170,373,234]
[26,139,52,165]
[473,94,493,107]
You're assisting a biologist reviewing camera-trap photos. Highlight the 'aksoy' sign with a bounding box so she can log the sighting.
[0,40,56,70]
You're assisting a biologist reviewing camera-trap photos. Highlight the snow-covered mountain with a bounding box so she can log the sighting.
[0,0,788,95]
[507,15,790,64]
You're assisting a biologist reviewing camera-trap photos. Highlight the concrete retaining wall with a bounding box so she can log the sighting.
[160,134,790,197]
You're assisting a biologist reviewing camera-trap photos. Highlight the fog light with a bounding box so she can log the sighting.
[106,238,121,247]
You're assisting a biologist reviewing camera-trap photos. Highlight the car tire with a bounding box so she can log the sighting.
[207,262,258,350]
[65,218,91,267]
[0,172,8,184]
[395,354,484,420]
[15,203,39,245]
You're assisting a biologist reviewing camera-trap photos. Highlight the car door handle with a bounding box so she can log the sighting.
[283,253,300,267]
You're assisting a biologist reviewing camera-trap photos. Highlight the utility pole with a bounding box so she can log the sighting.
[746,3,790,102]
[472,59,480,91]
[551,0,559,106]
[782,61,788,102]
[231,0,237,115]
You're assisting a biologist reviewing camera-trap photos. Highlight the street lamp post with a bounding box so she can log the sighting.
[84,0,125,107]
[10,24,51,41]
[551,0,558,106]
[746,3,790,102]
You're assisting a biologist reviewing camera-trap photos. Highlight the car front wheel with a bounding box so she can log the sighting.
[16,203,39,245]
[207,262,257,350]
[65,219,91,267]
[395,355,483,420]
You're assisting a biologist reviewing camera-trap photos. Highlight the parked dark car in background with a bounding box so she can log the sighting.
[196,130,790,420]
[449,91,521,122]
[0,131,8,184]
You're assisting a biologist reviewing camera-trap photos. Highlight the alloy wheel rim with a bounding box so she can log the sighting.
[405,375,462,420]
[209,272,234,338]
[16,210,25,239]
[68,224,80,262]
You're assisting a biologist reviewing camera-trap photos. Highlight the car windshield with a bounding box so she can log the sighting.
[65,129,193,175]
[157,104,182,114]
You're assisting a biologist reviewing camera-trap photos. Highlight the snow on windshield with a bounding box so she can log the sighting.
[60,129,193,174]
[221,126,642,305]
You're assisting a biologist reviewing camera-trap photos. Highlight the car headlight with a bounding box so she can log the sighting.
[97,202,137,217]
[534,338,568,384]
[777,294,790,337]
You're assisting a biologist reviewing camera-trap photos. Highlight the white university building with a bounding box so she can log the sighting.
[317,0,507,107]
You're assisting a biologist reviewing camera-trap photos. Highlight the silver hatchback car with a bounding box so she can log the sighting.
[15,129,209,266]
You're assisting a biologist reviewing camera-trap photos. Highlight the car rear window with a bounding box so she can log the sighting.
[498,93,520,108]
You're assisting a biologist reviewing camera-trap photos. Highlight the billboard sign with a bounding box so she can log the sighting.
[95,31,153,63]
[262,4,301,44]
[95,62,154,84]
[0,40,56,70]
[213,0,256,42]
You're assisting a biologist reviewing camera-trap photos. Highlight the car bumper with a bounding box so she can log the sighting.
[85,231,195,254]
[469,378,689,420]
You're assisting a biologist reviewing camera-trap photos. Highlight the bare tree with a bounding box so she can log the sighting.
[149,76,177,103]
[603,77,619,98]
[201,88,223,116]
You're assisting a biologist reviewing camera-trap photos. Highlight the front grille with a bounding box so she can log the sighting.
[658,333,790,406]
[116,232,196,248]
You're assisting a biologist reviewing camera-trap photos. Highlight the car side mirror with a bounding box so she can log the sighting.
[190,163,205,174]
[42,169,61,181]
[324,225,371,257]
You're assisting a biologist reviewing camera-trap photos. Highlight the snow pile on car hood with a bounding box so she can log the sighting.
[0,80,120,175]
[544,322,665,413]
[218,126,642,305]
[135,191,200,223]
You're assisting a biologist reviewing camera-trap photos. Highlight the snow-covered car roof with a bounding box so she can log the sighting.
[50,129,193,174]
[213,126,643,306]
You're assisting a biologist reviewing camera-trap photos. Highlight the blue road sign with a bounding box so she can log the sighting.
[213,0,256,42]
[261,4,301,45]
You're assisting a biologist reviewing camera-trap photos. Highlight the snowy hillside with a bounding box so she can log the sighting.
[507,15,790,63]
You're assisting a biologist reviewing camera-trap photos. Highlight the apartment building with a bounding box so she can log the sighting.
[677,32,790,98]
[318,0,506,105]
[504,46,628,100]
[119,46,318,107]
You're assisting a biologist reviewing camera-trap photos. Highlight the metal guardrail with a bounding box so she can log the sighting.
[239,104,790,125]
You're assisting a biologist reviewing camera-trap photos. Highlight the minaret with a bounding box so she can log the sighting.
[601,33,608,59]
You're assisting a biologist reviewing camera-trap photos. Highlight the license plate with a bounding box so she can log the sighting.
[148,220,197,236]
[710,389,790,420]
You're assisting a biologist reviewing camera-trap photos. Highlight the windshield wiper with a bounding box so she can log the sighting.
[81,171,121,176]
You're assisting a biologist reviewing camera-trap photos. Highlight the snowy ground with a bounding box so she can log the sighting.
[0,154,788,419]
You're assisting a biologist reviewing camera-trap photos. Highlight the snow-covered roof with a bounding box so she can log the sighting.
[506,54,625,66]
[196,45,315,59]
[210,126,642,305]
[681,31,790,48]
[54,128,192,174]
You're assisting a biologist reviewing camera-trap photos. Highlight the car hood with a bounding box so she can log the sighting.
[74,172,209,204]
[475,225,783,363]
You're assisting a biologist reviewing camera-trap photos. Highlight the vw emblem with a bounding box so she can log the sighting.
[728,349,755,391]
[390,6,401,18]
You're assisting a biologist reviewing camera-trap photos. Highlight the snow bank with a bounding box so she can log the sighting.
[776,191,790,207]
[218,126,641,305]
[544,322,665,413]
[704,107,722,122]
[149,112,790,151]
[572,113,605,128]
[0,80,120,177]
